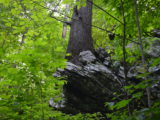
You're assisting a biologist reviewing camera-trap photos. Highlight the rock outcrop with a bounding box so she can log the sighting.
[50,40,160,114]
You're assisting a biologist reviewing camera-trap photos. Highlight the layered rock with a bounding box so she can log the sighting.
[50,39,160,114]
[51,49,123,114]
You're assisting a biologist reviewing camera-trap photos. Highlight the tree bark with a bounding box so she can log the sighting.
[66,0,94,64]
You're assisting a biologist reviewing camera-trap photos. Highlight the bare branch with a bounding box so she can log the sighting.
[49,11,71,25]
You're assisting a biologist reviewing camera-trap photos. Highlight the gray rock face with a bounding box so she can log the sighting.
[103,57,111,67]
[53,50,123,113]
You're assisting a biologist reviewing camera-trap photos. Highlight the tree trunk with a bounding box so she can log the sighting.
[66,0,94,64]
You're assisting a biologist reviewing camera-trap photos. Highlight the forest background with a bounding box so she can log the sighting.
[0,0,160,119]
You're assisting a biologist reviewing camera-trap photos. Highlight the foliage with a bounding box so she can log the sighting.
[0,0,160,119]
[0,0,67,119]
[0,0,102,119]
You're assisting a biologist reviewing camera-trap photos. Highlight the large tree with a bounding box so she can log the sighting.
[66,0,94,64]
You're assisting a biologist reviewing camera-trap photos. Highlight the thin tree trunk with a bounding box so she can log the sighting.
[134,0,151,108]
[62,5,69,39]
[20,29,28,45]
[120,0,131,116]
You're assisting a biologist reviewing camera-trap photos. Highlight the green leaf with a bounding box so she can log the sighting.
[114,99,132,109]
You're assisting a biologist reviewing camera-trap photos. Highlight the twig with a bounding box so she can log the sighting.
[18,0,33,20]
[49,11,71,25]
[116,34,140,45]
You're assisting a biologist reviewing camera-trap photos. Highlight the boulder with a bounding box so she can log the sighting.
[79,50,96,64]
[53,50,123,114]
